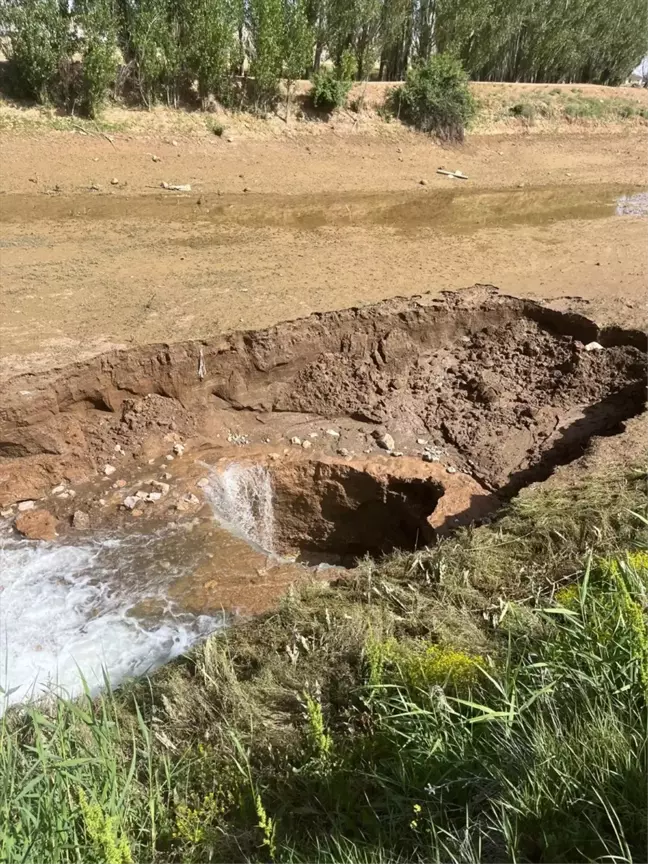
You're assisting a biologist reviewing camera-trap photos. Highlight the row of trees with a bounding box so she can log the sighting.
[1,0,646,117]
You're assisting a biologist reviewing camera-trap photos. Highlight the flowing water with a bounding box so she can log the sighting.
[0,463,283,713]
[204,463,276,553]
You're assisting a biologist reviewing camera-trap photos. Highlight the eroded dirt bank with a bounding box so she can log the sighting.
[1,288,645,562]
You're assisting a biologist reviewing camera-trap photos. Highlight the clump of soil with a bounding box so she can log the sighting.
[280,315,644,487]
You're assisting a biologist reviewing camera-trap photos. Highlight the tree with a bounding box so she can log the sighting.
[78,0,119,117]
[5,0,69,103]
[183,0,237,108]
[249,0,285,107]
[282,0,314,117]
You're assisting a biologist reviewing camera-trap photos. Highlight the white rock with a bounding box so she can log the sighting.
[114,443,124,453]
[375,432,395,451]
[391,451,404,457]
[337,447,349,457]
[166,455,174,461]
[183,493,200,505]
[417,438,428,446]
[104,464,116,476]
[196,478,209,488]
[17,500,36,512]
[290,436,302,446]
[446,465,457,474]
[173,443,185,455]
[135,490,149,499]
[1,508,15,518]
[123,496,139,509]
[302,440,312,449]
[585,341,604,351]
[72,510,90,530]
[325,429,340,438]
[147,492,163,502]
[148,458,155,465]
[51,484,66,494]
[162,472,172,480]
[151,480,170,494]
[309,432,319,438]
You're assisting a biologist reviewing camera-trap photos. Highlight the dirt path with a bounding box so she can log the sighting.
[0,127,646,377]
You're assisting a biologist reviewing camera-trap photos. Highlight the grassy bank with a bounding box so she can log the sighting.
[2,467,647,863]
[1,80,646,137]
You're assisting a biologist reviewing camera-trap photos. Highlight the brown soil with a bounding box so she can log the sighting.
[269,455,493,562]
[0,124,646,380]
[1,289,644,518]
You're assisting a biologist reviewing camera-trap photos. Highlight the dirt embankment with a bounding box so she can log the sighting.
[0,290,644,531]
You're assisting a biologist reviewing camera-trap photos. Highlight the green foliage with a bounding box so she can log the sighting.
[311,49,356,110]
[4,0,69,103]
[119,0,182,108]
[282,0,314,115]
[183,0,238,107]
[435,0,646,85]
[249,0,285,107]
[78,789,133,864]
[509,100,536,120]
[4,0,647,119]
[3,467,647,861]
[304,691,333,759]
[78,0,119,118]
[392,53,476,139]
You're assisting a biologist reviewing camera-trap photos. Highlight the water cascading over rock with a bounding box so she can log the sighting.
[205,464,275,553]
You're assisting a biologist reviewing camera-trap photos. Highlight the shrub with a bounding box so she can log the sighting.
[310,49,355,112]
[5,0,69,103]
[563,97,605,119]
[509,101,536,120]
[392,53,476,141]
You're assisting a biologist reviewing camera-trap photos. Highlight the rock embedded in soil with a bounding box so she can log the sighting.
[72,510,90,530]
[374,431,395,451]
[17,501,36,512]
[15,509,58,541]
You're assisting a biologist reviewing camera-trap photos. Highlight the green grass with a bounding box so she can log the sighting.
[503,91,648,125]
[1,467,647,862]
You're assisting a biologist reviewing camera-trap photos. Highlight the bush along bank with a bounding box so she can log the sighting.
[1,0,646,124]
[1,466,647,862]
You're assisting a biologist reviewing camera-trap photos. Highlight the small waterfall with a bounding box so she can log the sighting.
[205,464,275,553]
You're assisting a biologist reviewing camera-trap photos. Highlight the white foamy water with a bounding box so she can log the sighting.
[0,522,222,712]
[205,463,275,552]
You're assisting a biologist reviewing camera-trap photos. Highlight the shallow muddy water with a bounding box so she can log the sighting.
[0,183,643,234]
[0,470,309,712]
